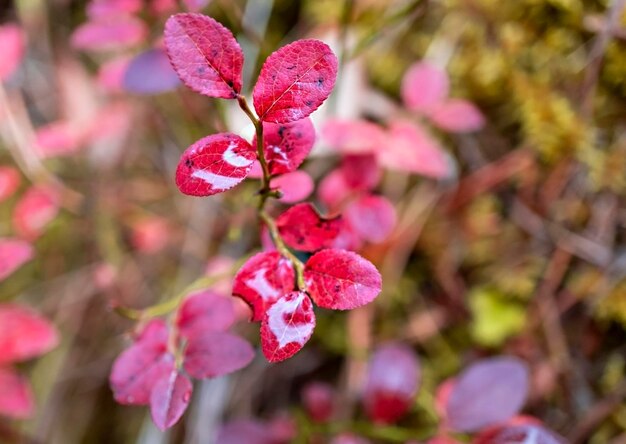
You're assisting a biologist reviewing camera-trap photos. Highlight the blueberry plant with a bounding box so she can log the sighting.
[107,12,382,430]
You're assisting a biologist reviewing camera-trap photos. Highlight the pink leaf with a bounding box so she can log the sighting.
[0,303,58,365]
[362,343,420,424]
[271,171,314,203]
[134,319,169,346]
[260,291,315,362]
[176,290,236,337]
[71,18,148,52]
[110,340,175,405]
[276,203,343,252]
[130,217,170,254]
[434,377,456,419]
[164,13,243,98]
[216,419,276,444]
[253,39,338,123]
[322,119,386,154]
[98,56,131,93]
[150,370,192,431]
[302,382,335,423]
[428,99,485,133]
[473,424,566,444]
[253,118,316,175]
[12,186,60,240]
[232,251,295,322]
[0,24,25,81]
[330,434,372,444]
[0,367,33,419]
[401,62,449,113]
[123,48,180,95]
[0,166,20,202]
[445,356,529,432]
[183,331,254,378]
[304,249,381,310]
[340,154,381,191]
[86,0,142,19]
[329,223,364,252]
[344,194,396,244]
[0,238,34,281]
[175,133,256,196]
[378,121,451,178]
[182,0,211,11]
[318,169,353,211]
[35,121,85,158]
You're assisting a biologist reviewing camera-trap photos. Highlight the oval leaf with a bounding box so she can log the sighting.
[123,48,180,95]
[232,251,295,322]
[401,62,449,113]
[176,290,236,337]
[271,171,314,203]
[322,119,386,154]
[0,24,25,81]
[253,118,316,175]
[260,291,315,362]
[429,99,485,133]
[12,186,60,240]
[87,0,142,19]
[164,13,243,98]
[445,356,529,432]
[304,249,382,310]
[35,121,84,158]
[183,331,254,379]
[0,367,34,419]
[276,203,343,252]
[0,303,58,365]
[150,370,192,431]
[0,166,20,202]
[318,169,353,211]
[340,154,381,191]
[253,39,338,123]
[0,238,33,281]
[344,194,396,244]
[175,133,256,196]
[71,17,147,51]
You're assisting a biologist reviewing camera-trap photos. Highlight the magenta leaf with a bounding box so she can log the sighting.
[232,251,295,322]
[86,0,142,19]
[71,17,147,52]
[176,290,236,337]
[253,39,338,123]
[134,319,169,346]
[271,171,314,203]
[260,291,315,362]
[175,133,256,196]
[401,62,449,113]
[12,185,60,240]
[429,99,485,133]
[378,121,451,179]
[216,419,276,444]
[253,118,316,175]
[362,343,420,424]
[276,203,343,252]
[149,370,193,431]
[123,48,180,95]
[445,356,530,432]
[183,331,254,378]
[304,249,382,310]
[474,424,567,444]
[164,13,243,98]
[340,154,381,191]
[0,166,20,202]
[0,24,25,82]
[302,382,335,423]
[0,238,34,281]
[322,119,386,154]
[0,367,33,419]
[318,169,353,211]
[0,303,59,365]
[344,194,397,244]
[109,340,175,405]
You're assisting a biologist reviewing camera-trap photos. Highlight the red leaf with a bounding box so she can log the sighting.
[276,203,343,252]
[164,13,243,99]
[0,303,58,365]
[0,24,25,81]
[445,356,529,432]
[0,238,34,281]
[175,133,256,196]
[340,154,381,191]
[232,251,295,322]
[0,166,20,202]
[253,118,316,175]
[12,185,60,240]
[302,382,335,423]
[0,367,33,419]
[304,249,381,310]
[322,119,386,154]
[71,17,147,52]
[362,343,420,424]
[176,290,236,337]
[260,291,315,362]
[401,62,449,113]
[110,340,175,405]
[123,48,180,95]
[183,331,254,378]
[253,39,338,123]
[378,121,451,179]
[149,370,192,431]
[429,99,485,133]
[271,171,314,203]
[473,424,566,444]
[344,194,396,244]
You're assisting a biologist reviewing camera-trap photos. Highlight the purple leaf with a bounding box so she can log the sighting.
[123,48,180,95]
